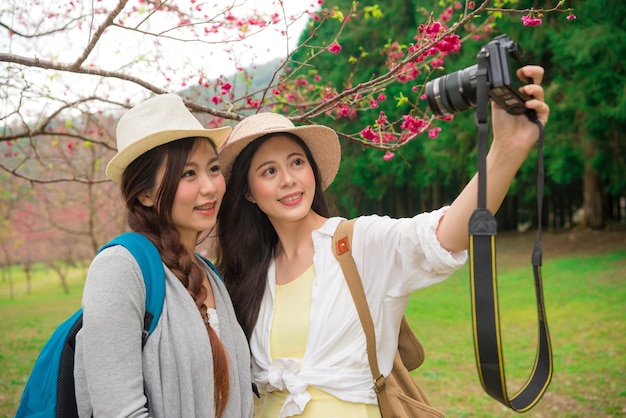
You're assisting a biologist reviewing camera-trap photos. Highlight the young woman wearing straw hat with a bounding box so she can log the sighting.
[215,66,549,417]
[73,94,254,418]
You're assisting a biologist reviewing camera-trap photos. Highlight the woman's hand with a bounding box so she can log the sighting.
[490,65,550,157]
[436,65,550,252]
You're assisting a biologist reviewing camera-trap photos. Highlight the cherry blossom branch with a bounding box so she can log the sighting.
[293,1,490,123]
[71,0,129,69]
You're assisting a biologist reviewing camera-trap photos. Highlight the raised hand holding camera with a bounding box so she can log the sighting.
[427,33,554,412]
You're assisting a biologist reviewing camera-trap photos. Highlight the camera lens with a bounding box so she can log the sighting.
[426,65,479,116]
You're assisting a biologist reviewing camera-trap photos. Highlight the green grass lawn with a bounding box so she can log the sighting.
[408,249,626,417]
[1,250,625,417]
[0,266,86,418]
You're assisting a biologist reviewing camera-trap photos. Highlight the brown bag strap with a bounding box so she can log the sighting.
[332,219,392,414]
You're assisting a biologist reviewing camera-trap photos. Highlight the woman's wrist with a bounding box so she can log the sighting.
[486,142,529,173]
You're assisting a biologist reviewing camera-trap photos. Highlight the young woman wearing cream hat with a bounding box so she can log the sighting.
[73,94,254,418]
[216,66,549,417]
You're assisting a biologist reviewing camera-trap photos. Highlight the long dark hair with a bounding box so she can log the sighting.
[215,133,330,340]
[120,137,230,417]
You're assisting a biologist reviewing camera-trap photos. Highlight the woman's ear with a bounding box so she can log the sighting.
[244,187,256,204]
[138,190,156,207]
[245,194,256,204]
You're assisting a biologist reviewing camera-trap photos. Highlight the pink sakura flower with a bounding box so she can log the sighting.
[421,22,441,36]
[522,14,542,26]
[376,111,387,125]
[401,115,426,134]
[383,151,395,161]
[439,7,453,23]
[246,97,260,108]
[220,82,232,95]
[369,99,379,109]
[428,127,442,138]
[338,104,352,117]
[398,133,416,144]
[361,126,380,142]
[567,13,576,21]
[437,35,461,54]
[211,95,222,105]
[328,43,342,54]
[430,58,444,68]
[272,88,281,95]
[377,93,387,102]
[396,63,421,83]
[313,74,322,82]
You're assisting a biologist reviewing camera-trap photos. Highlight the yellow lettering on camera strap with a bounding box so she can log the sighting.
[468,51,553,411]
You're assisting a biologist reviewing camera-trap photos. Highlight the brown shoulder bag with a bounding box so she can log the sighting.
[332,219,443,418]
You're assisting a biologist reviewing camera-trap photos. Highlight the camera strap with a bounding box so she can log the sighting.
[468,50,553,411]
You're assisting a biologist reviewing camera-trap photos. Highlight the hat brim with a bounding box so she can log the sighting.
[219,124,341,190]
[106,127,231,183]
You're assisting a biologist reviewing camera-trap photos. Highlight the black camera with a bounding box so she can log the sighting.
[425,34,530,116]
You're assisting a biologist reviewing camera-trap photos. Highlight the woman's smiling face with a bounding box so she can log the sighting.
[142,138,225,249]
[171,139,225,246]
[246,135,316,225]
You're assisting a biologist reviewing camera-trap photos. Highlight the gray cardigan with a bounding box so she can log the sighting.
[74,245,254,417]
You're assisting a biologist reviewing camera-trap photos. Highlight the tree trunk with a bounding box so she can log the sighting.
[582,163,605,229]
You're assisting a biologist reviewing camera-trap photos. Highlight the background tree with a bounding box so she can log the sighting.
[286,0,491,218]
[541,0,626,228]
[442,0,626,229]
[284,0,625,232]
[0,0,587,281]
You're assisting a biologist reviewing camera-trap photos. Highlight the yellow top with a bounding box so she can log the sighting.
[259,265,380,418]
[269,265,315,359]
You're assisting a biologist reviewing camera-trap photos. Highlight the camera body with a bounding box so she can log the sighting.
[425,34,529,116]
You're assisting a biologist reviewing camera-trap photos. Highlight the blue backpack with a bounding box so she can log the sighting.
[15,232,166,418]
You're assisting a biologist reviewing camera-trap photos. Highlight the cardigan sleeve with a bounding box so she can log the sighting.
[75,246,151,418]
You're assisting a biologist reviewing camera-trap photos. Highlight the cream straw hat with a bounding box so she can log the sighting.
[106,94,231,183]
[219,113,341,190]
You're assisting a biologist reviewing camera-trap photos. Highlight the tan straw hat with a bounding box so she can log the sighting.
[219,113,341,190]
[106,94,231,183]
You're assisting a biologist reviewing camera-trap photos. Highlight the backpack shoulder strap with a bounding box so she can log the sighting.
[196,254,224,283]
[98,232,165,341]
